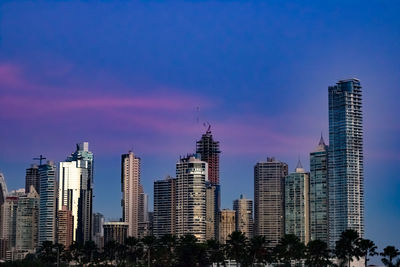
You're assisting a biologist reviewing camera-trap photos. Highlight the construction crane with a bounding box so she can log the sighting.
[33,155,47,165]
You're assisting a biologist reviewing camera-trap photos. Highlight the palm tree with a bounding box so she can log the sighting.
[274,234,305,266]
[37,241,57,264]
[126,236,140,265]
[69,241,83,264]
[359,239,378,267]
[142,235,157,267]
[248,235,270,266]
[155,234,177,267]
[206,239,225,267]
[175,234,200,267]
[82,240,97,264]
[305,239,331,267]
[225,231,248,267]
[335,229,362,267]
[381,246,400,267]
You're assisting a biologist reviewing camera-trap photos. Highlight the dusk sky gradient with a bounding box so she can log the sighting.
[0,0,399,257]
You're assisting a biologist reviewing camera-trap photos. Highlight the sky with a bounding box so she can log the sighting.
[0,0,399,256]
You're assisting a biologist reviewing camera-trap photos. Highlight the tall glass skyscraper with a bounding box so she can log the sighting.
[328,79,364,248]
[59,142,94,243]
[310,135,329,243]
[153,176,176,238]
[39,161,57,244]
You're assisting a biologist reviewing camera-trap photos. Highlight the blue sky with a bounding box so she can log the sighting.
[0,0,399,256]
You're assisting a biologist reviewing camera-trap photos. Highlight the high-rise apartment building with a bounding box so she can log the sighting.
[58,206,73,249]
[39,161,57,245]
[196,127,221,241]
[196,126,221,185]
[121,151,140,238]
[3,196,19,248]
[103,222,129,245]
[0,173,8,241]
[59,142,94,243]
[254,157,288,247]
[25,165,39,194]
[285,161,310,244]
[16,187,39,251]
[328,79,364,248]
[205,182,220,240]
[218,209,235,244]
[310,135,329,243]
[92,212,104,249]
[233,194,253,239]
[175,155,207,242]
[153,176,176,238]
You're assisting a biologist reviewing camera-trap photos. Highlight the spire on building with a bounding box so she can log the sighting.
[295,158,305,173]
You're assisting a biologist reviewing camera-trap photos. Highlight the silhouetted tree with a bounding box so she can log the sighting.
[335,229,362,267]
[305,239,331,267]
[381,246,400,267]
[359,239,378,267]
[274,234,305,266]
[225,231,248,267]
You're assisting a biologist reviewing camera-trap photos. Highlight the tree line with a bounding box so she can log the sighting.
[1,229,399,267]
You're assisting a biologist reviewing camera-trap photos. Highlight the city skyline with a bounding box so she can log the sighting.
[0,0,399,255]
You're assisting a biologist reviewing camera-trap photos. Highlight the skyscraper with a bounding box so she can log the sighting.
[0,172,8,241]
[205,182,220,240]
[153,176,176,238]
[328,79,364,248]
[58,142,94,243]
[175,155,207,242]
[285,161,310,244]
[16,187,39,251]
[92,212,104,249]
[218,209,235,244]
[309,135,329,243]
[39,161,57,244]
[196,127,221,241]
[58,206,73,249]
[233,194,253,239]
[103,222,129,245]
[254,157,288,247]
[121,151,140,237]
[25,165,39,194]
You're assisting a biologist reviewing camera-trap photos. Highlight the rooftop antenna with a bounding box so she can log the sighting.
[33,155,47,165]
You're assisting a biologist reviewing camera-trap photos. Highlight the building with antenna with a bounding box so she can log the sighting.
[285,160,310,244]
[58,142,94,243]
[310,135,329,243]
[39,161,57,245]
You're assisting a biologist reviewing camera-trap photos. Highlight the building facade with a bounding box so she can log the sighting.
[310,135,329,243]
[218,209,235,244]
[328,79,364,248]
[233,195,253,239]
[58,142,94,243]
[25,165,39,194]
[254,157,288,247]
[205,182,220,240]
[39,161,57,244]
[121,151,140,238]
[285,161,310,244]
[15,187,39,251]
[58,206,73,249]
[92,212,104,249]
[103,222,128,245]
[153,176,176,238]
[0,172,8,241]
[175,155,207,242]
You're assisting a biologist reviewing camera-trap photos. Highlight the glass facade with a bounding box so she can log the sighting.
[309,136,329,243]
[285,163,310,244]
[39,161,57,245]
[58,142,94,243]
[328,79,364,248]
